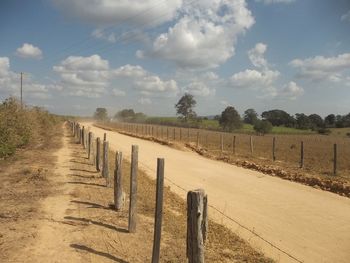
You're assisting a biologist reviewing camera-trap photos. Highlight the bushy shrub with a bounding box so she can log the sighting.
[254,120,273,135]
[0,98,60,158]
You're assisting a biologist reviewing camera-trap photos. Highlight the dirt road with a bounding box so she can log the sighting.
[85,122,350,263]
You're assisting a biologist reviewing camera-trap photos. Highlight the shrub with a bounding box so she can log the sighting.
[317,128,331,135]
[254,120,273,135]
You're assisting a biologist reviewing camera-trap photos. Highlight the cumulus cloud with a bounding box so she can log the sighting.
[290,53,350,83]
[52,0,182,27]
[278,81,304,100]
[230,69,279,89]
[341,10,350,22]
[140,0,255,69]
[112,64,178,97]
[53,54,110,98]
[248,43,268,69]
[255,0,295,4]
[15,43,43,59]
[184,81,215,97]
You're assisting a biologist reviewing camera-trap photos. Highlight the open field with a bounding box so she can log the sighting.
[144,116,316,135]
[99,122,350,185]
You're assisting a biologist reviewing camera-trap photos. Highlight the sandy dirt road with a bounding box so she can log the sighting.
[84,122,350,263]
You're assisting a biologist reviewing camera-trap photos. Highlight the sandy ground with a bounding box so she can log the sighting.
[83,122,350,263]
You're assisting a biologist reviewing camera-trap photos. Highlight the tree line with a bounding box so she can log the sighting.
[93,93,350,134]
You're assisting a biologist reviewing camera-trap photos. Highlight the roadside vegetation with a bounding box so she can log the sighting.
[0,97,61,158]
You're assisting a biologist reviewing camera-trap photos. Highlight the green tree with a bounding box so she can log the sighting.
[253,120,273,135]
[219,106,243,131]
[94,107,108,121]
[325,114,335,127]
[295,113,311,130]
[262,109,295,127]
[308,114,324,129]
[175,93,196,122]
[243,108,258,124]
[115,109,135,121]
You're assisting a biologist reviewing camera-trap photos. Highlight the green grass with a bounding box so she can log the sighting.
[143,116,315,135]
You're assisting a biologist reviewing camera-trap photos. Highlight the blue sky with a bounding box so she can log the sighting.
[0,0,350,117]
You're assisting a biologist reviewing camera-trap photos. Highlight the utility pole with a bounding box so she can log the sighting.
[20,72,23,108]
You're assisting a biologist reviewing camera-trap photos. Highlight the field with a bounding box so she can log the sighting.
[98,121,350,196]
[144,116,315,134]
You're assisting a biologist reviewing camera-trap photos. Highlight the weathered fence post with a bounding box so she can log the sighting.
[96,137,101,172]
[102,141,110,186]
[220,134,224,153]
[82,126,85,148]
[151,158,165,263]
[250,136,254,155]
[232,135,236,155]
[103,133,107,142]
[128,145,138,233]
[114,151,124,210]
[196,131,199,148]
[272,137,276,161]
[300,141,304,168]
[188,128,190,142]
[167,127,169,140]
[333,144,337,176]
[88,132,92,159]
[187,189,208,263]
[173,128,176,140]
[180,128,182,141]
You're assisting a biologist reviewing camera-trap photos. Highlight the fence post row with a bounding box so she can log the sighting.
[333,144,337,176]
[151,158,165,263]
[272,137,276,161]
[250,136,254,155]
[187,189,208,263]
[128,145,139,233]
[300,141,304,169]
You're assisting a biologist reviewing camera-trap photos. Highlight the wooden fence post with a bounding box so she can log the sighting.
[104,133,107,142]
[250,136,254,155]
[300,141,304,168]
[173,128,176,140]
[232,135,236,155]
[188,128,190,142]
[187,189,208,263]
[128,145,138,233]
[272,137,276,161]
[88,132,92,159]
[333,144,337,176]
[180,128,182,141]
[151,158,165,263]
[102,141,110,186]
[220,134,224,153]
[96,137,101,172]
[196,131,199,148]
[167,128,169,140]
[114,151,124,210]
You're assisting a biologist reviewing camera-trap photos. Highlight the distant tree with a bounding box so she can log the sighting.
[94,107,108,121]
[254,120,273,135]
[175,93,196,122]
[214,115,220,121]
[244,108,258,125]
[335,115,345,128]
[325,114,336,127]
[261,109,295,127]
[219,106,243,131]
[295,113,311,130]
[308,114,324,129]
[115,109,135,121]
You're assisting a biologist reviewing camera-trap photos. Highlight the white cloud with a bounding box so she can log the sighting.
[248,43,268,69]
[112,88,126,97]
[230,69,279,90]
[91,28,116,43]
[255,0,295,4]
[278,81,304,100]
[112,64,179,97]
[341,10,350,22]
[53,54,110,98]
[140,0,255,69]
[184,81,215,97]
[52,0,182,27]
[138,97,152,105]
[15,43,43,59]
[290,53,350,83]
